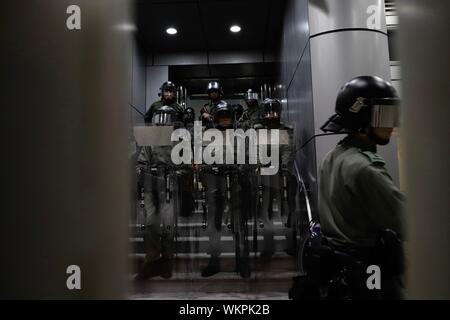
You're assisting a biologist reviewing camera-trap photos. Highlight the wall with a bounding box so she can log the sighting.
[130,39,147,123]
[278,0,317,212]
[145,66,169,111]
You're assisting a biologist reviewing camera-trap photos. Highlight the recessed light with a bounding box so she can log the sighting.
[166,27,178,35]
[230,25,241,33]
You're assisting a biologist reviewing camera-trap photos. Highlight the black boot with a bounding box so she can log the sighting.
[201,257,220,277]
[134,258,163,281]
[239,258,251,279]
[160,257,173,279]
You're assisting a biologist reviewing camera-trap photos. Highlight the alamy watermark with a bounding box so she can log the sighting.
[66,265,81,290]
[170,121,280,175]
[366,265,381,290]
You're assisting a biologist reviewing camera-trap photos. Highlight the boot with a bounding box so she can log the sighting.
[239,258,251,279]
[160,257,173,279]
[134,258,163,281]
[201,257,221,277]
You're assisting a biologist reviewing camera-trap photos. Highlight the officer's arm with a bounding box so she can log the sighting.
[356,165,406,240]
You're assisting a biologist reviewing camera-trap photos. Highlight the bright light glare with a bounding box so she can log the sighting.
[230,25,241,33]
[166,27,178,35]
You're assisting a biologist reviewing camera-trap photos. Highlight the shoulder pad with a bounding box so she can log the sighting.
[360,150,385,166]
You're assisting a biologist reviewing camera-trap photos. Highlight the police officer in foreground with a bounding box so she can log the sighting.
[135,106,182,280]
[200,81,226,128]
[200,101,251,278]
[240,89,263,130]
[145,81,184,124]
[259,99,297,261]
[318,75,406,298]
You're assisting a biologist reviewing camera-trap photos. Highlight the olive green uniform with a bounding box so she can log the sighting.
[199,100,224,128]
[318,136,406,248]
[240,107,263,130]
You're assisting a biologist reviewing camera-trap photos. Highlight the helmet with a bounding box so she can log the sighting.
[206,81,224,96]
[262,98,282,118]
[183,107,195,125]
[151,105,178,125]
[158,81,177,100]
[213,101,235,129]
[262,99,282,128]
[321,76,400,133]
[233,104,244,120]
[244,89,259,103]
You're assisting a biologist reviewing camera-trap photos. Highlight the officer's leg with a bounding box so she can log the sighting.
[233,177,251,278]
[135,174,163,280]
[143,175,162,263]
[201,173,224,277]
[279,172,298,255]
[287,173,298,254]
[157,171,176,278]
[260,175,275,261]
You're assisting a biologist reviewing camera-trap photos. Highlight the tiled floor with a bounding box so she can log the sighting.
[130,292,289,300]
[130,272,295,300]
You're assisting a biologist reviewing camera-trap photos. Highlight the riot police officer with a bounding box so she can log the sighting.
[135,105,181,280]
[200,81,226,128]
[145,81,184,124]
[200,101,251,278]
[319,75,406,298]
[259,98,297,261]
[183,107,196,129]
[240,89,263,130]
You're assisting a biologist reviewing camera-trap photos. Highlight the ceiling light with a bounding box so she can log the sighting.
[166,27,177,35]
[230,25,241,33]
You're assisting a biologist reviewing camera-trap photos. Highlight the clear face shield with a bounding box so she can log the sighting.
[369,98,401,128]
[151,106,177,126]
[244,91,259,103]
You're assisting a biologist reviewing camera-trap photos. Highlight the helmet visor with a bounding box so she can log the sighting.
[369,98,400,128]
[152,112,175,125]
[245,92,259,102]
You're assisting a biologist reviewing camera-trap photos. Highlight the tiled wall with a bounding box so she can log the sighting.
[130,39,147,124]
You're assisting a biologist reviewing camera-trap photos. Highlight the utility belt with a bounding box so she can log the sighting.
[306,230,404,278]
[198,164,245,176]
[143,164,193,176]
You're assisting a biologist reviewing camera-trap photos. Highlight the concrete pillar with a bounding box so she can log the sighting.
[308,0,400,184]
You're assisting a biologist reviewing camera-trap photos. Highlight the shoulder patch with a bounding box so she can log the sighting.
[360,150,385,166]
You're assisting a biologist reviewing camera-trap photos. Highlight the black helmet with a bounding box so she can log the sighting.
[321,76,400,133]
[151,105,178,125]
[213,101,234,129]
[244,89,259,103]
[158,81,177,100]
[262,98,281,118]
[183,107,195,124]
[206,81,224,96]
